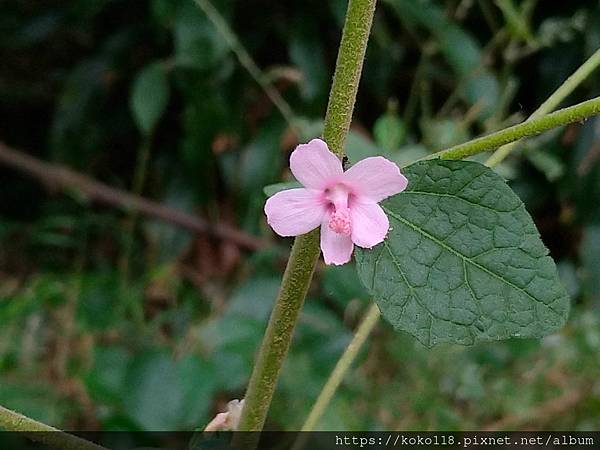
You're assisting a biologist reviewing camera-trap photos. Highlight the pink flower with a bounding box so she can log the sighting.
[264,138,408,265]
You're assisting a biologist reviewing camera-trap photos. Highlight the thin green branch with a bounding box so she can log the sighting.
[0,405,107,450]
[426,96,600,163]
[119,135,152,325]
[193,0,300,132]
[234,0,378,437]
[299,303,381,434]
[485,48,600,167]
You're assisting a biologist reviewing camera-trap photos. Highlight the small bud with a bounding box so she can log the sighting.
[204,399,245,432]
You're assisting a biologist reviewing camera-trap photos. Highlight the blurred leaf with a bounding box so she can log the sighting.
[239,120,285,194]
[124,351,184,430]
[295,118,325,142]
[77,272,133,330]
[526,150,565,181]
[174,2,230,70]
[387,0,500,119]
[345,132,384,163]
[290,23,328,102]
[0,382,66,426]
[460,72,501,121]
[130,62,170,135]
[200,277,279,390]
[422,119,470,150]
[581,225,600,301]
[373,109,407,152]
[557,260,581,300]
[177,355,218,428]
[16,14,62,47]
[262,181,302,197]
[239,118,285,231]
[439,25,481,75]
[391,144,429,168]
[275,302,352,428]
[538,10,587,47]
[123,351,216,430]
[151,0,179,27]
[50,59,108,164]
[322,263,369,306]
[85,346,132,404]
[144,182,195,264]
[388,0,479,73]
[356,160,570,346]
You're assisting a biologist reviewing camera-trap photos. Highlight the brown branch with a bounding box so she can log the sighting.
[0,141,265,250]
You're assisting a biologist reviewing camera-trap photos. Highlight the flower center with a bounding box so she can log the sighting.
[328,209,351,235]
[325,184,352,236]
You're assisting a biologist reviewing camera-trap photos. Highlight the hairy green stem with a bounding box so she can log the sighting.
[427,96,600,162]
[0,405,107,450]
[323,0,378,157]
[234,0,378,436]
[485,48,600,167]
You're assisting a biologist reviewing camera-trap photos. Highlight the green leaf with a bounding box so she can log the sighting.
[85,346,131,404]
[263,181,302,197]
[289,22,328,102]
[387,0,500,120]
[173,2,230,70]
[124,351,184,430]
[130,62,169,134]
[581,225,600,299]
[355,160,570,347]
[322,263,370,306]
[345,132,384,164]
[526,150,565,181]
[373,110,406,152]
[123,351,217,430]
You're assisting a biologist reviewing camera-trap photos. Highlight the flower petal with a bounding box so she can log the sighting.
[320,222,354,265]
[290,138,343,189]
[350,201,389,248]
[264,188,325,236]
[343,156,408,202]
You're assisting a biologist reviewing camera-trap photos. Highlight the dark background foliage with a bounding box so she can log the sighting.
[1,0,600,430]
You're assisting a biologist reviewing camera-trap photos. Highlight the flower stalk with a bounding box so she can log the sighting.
[235,0,378,434]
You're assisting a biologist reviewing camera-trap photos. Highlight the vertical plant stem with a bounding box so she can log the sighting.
[322,0,378,157]
[119,136,152,278]
[485,48,600,167]
[0,405,107,450]
[119,135,152,324]
[235,0,378,436]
